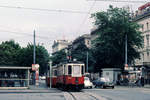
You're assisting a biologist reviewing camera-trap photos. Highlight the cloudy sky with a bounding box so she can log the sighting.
[0,0,147,52]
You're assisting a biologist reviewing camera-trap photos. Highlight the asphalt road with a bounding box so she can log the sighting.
[83,87,150,100]
[0,80,149,100]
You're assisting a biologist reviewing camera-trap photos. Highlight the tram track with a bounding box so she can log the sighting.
[67,92,77,100]
[64,91,106,100]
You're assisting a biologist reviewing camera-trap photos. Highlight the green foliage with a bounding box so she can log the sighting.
[51,43,95,72]
[0,40,21,65]
[71,43,95,72]
[51,49,67,66]
[18,44,50,75]
[91,6,143,72]
[0,40,50,75]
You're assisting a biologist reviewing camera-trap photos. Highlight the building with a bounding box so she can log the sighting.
[72,34,91,49]
[90,26,99,41]
[52,40,71,53]
[102,68,121,84]
[90,26,100,49]
[133,2,150,84]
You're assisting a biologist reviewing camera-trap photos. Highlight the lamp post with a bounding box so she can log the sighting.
[125,33,128,68]
[86,51,89,73]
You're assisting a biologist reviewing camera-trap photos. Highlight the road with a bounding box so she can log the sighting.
[83,87,150,100]
[0,80,149,100]
[0,93,65,100]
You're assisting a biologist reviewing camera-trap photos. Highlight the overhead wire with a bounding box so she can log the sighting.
[86,0,148,3]
[0,5,89,14]
[0,29,54,40]
[76,0,96,35]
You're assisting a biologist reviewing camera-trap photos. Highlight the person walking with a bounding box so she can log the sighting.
[141,77,144,87]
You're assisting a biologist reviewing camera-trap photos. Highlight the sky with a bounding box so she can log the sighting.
[0,0,148,52]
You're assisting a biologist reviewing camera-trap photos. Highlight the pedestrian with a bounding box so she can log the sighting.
[141,77,144,87]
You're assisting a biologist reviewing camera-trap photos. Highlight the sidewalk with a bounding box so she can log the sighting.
[0,80,61,93]
[115,85,150,89]
[144,84,150,88]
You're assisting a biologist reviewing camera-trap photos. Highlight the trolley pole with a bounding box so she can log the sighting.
[49,61,52,88]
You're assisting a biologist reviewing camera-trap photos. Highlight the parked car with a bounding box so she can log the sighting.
[92,77,114,89]
[40,76,46,80]
[84,77,93,89]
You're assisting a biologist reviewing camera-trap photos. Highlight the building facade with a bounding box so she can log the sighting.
[133,2,150,68]
[133,2,150,84]
[72,34,91,50]
[52,40,71,53]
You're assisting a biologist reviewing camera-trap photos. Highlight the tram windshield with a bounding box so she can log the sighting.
[72,65,81,77]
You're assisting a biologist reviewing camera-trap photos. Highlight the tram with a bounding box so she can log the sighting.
[47,61,85,91]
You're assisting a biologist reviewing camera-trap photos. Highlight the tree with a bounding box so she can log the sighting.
[18,44,50,75]
[51,49,67,66]
[71,43,95,72]
[91,6,143,72]
[0,40,21,65]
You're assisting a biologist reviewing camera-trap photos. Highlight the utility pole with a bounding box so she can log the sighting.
[49,61,52,88]
[86,51,89,73]
[33,30,36,85]
[33,30,36,64]
[125,33,128,67]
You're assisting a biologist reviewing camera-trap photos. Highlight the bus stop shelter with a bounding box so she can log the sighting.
[0,66,31,89]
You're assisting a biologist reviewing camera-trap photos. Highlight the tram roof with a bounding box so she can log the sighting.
[64,61,84,64]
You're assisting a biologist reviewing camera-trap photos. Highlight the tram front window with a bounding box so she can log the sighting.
[73,65,81,77]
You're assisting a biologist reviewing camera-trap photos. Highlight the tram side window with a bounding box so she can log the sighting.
[68,65,72,75]
[63,65,65,74]
[54,70,57,76]
[81,65,84,75]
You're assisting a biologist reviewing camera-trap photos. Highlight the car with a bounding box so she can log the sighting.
[40,76,46,80]
[92,77,114,89]
[84,77,93,89]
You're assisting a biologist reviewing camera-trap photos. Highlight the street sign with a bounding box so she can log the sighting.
[32,64,39,71]
[125,64,128,67]
[124,64,128,70]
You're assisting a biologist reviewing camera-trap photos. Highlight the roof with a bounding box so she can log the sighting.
[57,61,84,66]
[102,68,121,71]
[0,66,31,69]
[66,61,84,64]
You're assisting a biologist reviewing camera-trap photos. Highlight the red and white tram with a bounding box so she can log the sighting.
[50,61,85,91]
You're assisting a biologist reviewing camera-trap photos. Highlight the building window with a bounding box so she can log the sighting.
[147,22,149,30]
[146,34,149,47]
[143,53,145,61]
[141,24,144,31]
[87,40,89,45]
[147,52,149,57]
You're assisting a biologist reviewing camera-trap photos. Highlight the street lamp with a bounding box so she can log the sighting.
[86,51,89,73]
